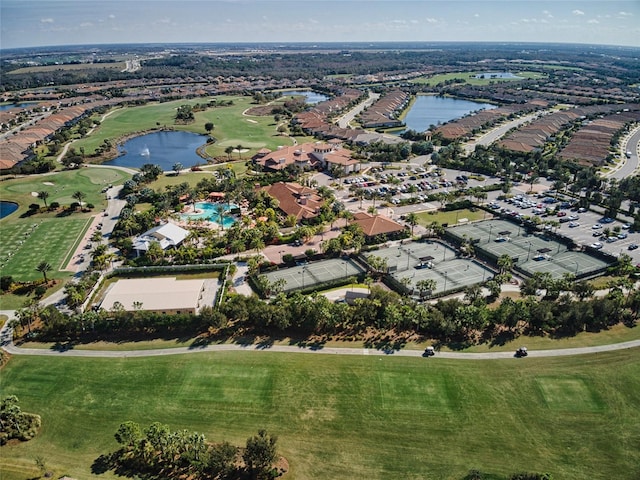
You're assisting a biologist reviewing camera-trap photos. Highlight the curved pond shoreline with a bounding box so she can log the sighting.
[0,200,19,219]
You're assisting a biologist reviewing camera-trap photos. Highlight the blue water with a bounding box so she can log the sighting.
[474,72,522,79]
[400,95,497,132]
[281,90,329,105]
[181,202,238,228]
[108,131,208,170]
[0,103,33,112]
[0,201,18,219]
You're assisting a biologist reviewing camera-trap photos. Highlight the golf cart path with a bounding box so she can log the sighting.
[1,318,638,359]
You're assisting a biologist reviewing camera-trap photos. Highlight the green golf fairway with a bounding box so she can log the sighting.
[1,349,639,479]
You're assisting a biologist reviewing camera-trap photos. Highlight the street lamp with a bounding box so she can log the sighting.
[443,271,448,293]
[574,260,579,275]
[488,224,493,244]
[406,249,412,270]
[526,242,533,262]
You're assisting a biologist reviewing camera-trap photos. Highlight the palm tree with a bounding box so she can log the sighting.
[72,190,86,210]
[406,212,418,236]
[497,254,514,274]
[224,146,234,161]
[172,162,184,176]
[36,261,52,283]
[236,145,244,159]
[37,191,49,208]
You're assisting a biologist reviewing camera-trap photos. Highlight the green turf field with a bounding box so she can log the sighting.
[1,350,638,480]
[0,168,127,283]
[0,217,89,281]
[410,71,546,86]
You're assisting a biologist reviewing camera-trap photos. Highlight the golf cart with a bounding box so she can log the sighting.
[515,347,528,357]
[423,346,435,357]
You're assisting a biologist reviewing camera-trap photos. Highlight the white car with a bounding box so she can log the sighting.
[592,224,602,229]
[590,242,603,249]
[568,222,580,228]
[621,224,631,230]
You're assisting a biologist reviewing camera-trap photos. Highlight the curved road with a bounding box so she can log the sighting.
[1,317,638,360]
[605,125,640,180]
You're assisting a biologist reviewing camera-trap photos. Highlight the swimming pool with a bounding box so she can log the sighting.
[181,202,238,228]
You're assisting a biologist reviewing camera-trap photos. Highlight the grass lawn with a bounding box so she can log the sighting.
[1,350,639,480]
[0,167,128,216]
[410,71,546,87]
[0,168,128,284]
[414,208,489,226]
[0,217,90,282]
[73,96,306,160]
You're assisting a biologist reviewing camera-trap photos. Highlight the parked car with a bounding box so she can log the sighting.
[628,243,638,251]
[515,347,528,357]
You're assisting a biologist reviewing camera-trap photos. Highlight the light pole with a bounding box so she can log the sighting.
[488,225,493,244]
[279,250,284,263]
[406,249,412,270]
[299,267,306,290]
[526,242,533,262]
[343,260,348,279]
[574,260,579,275]
[443,271,448,293]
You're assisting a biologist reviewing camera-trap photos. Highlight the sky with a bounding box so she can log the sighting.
[1,0,638,50]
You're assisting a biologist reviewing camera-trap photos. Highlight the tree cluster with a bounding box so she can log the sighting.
[0,395,41,445]
[96,421,280,480]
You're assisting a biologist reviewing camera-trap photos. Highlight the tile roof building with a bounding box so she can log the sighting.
[261,182,324,221]
[351,212,406,239]
[254,141,360,174]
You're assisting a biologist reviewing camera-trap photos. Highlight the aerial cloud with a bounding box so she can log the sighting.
[572,10,585,16]
[40,18,54,23]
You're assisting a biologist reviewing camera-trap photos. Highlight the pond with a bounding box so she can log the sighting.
[107,131,208,171]
[400,95,497,133]
[473,72,523,79]
[0,103,33,112]
[0,201,19,219]
[280,90,329,105]
[180,202,238,228]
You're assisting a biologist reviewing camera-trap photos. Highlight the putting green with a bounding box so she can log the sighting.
[536,377,604,412]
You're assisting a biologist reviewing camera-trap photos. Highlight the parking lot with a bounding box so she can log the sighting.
[483,190,639,260]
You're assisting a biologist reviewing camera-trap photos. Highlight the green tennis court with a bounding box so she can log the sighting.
[365,241,493,295]
[261,258,367,292]
[448,219,613,278]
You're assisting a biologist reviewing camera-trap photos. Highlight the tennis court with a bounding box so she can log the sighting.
[365,241,493,295]
[261,258,367,292]
[447,219,613,278]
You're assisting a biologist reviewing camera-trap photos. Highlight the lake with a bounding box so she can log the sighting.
[0,201,18,219]
[281,90,329,105]
[0,103,33,112]
[400,95,497,132]
[107,131,208,171]
[474,72,522,79]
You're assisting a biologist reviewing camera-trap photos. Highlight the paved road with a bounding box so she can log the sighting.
[605,125,640,180]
